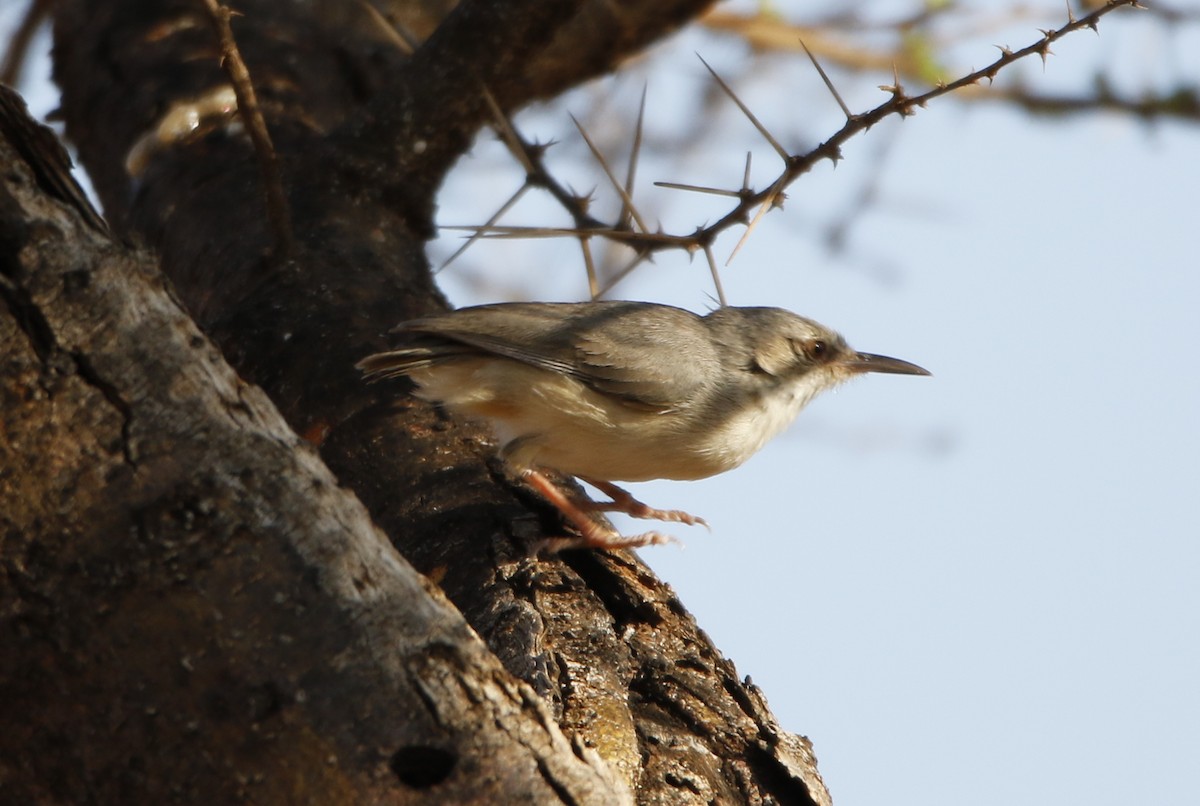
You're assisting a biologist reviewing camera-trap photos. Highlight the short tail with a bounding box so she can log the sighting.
[355,350,434,381]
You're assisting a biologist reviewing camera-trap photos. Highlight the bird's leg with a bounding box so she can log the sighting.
[579,478,709,529]
[521,469,677,550]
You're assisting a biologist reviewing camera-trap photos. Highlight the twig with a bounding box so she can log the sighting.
[199,0,292,259]
[666,0,1140,260]
[446,1,1140,299]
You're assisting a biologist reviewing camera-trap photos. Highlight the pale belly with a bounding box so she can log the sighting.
[410,360,818,482]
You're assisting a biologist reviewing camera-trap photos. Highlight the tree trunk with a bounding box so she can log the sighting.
[1,2,829,803]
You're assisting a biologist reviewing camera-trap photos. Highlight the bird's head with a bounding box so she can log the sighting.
[709,306,930,402]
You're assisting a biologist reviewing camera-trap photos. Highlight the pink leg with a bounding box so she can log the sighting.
[579,478,709,529]
[521,469,678,550]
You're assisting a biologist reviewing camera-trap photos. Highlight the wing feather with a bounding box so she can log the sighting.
[378,302,719,411]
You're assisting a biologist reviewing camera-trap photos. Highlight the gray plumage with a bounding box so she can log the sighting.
[358,301,928,484]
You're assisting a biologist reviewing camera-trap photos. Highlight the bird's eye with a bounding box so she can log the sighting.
[789,338,831,363]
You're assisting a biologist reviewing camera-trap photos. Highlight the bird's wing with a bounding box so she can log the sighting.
[393,302,718,411]
[568,304,719,411]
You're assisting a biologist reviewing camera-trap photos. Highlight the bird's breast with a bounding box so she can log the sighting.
[408,359,833,483]
[695,380,826,474]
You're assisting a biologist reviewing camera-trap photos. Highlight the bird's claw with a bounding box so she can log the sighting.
[536,529,681,554]
[522,469,688,552]
[580,477,709,529]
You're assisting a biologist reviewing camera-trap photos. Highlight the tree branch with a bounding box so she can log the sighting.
[0,87,627,803]
[38,1,832,801]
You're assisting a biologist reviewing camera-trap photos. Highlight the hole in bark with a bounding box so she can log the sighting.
[389,745,456,788]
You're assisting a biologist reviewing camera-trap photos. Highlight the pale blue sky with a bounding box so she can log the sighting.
[434,4,1200,805]
[8,3,1197,805]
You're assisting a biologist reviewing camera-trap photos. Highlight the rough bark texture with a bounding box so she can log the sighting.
[0,87,628,804]
[1,1,831,803]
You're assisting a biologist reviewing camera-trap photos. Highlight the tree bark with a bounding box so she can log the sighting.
[1,1,831,803]
[0,85,628,804]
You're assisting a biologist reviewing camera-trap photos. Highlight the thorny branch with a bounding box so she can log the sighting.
[705,2,1199,125]
[447,0,1143,299]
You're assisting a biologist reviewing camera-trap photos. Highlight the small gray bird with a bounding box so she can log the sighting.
[358,301,929,549]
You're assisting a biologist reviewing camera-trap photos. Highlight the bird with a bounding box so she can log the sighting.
[358,301,929,550]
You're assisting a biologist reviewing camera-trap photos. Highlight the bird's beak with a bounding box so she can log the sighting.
[843,352,931,376]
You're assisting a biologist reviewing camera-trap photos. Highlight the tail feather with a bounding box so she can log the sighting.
[355,349,435,381]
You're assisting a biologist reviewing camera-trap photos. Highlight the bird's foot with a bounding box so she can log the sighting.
[537,529,679,553]
[521,469,683,551]
[580,477,709,529]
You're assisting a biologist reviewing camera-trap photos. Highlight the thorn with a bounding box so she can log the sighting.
[442,224,606,240]
[703,244,728,307]
[996,44,1013,57]
[742,152,753,192]
[570,114,648,234]
[879,64,913,115]
[1065,0,1076,25]
[653,181,743,198]
[696,53,791,162]
[619,85,648,232]
[570,187,593,215]
[482,88,537,174]
[437,184,530,272]
[357,0,417,54]
[595,251,648,298]
[454,226,683,252]
[726,185,779,266]
[800,38,853,120]
[1038,39,1055,70]
[580,237,599,300]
